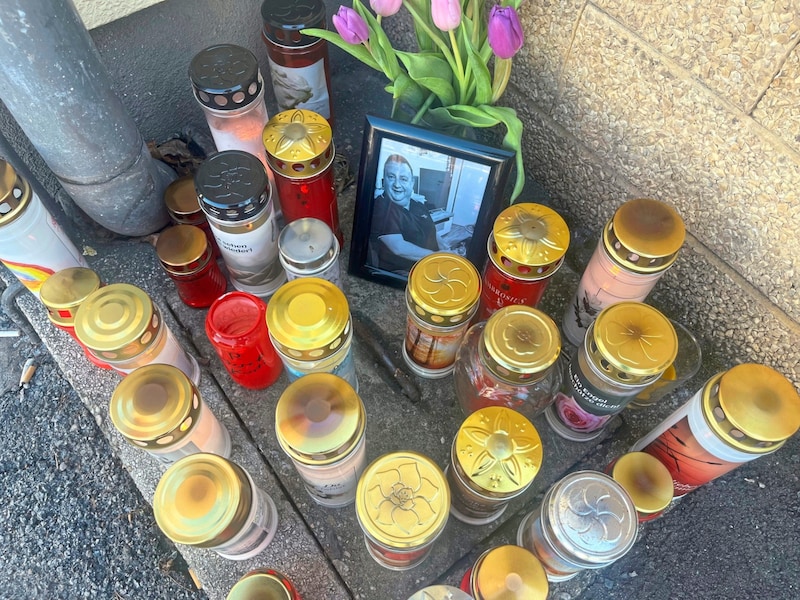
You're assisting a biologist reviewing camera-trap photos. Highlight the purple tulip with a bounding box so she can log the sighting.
[488,6,524,59]
[370,0,402,17]
[431,0,461,32]
[332,6,370,45]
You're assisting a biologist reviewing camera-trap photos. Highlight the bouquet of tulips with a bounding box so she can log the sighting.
[305,0,527,201]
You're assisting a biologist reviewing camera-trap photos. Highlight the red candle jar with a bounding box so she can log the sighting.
[476,203,569,322]
[205,291,283,390]
[262,109,342,246]
[163,174,220,259]
[156,225,227,308]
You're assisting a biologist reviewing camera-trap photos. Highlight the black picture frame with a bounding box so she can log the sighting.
[348,114,515,289]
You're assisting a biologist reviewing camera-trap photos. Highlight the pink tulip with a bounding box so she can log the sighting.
[431,0,461,32]
[332,6,370,45]
[370,0,402,17]
[488,6,524,59]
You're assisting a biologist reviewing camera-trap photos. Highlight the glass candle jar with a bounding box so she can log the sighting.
[39,267,111,370]
[266,277,358,391]
[163,174,220,258]
[156,224,227,308]
[460,545,549,600]
[278,217,342,289]
[195,150,285,299]
[517,470,638,582]
[356,451,450,571]
[562,198,685,346]
[154,453,279,561]
[447,407,542,525]
[0,159,87,297]
[227,568,302,600]
[74,283,200,383]
[109,364,231,465]
[632,363,800,498]
[275,373,367,507]
[476,203,569,322]
[605,452,674,523]
[262,109,342,245]
[189,44,273,173]
[404,252,481,379]
[454,305,562,421]
[408,586,472,600]
[260,0,334,122]
[545,302,677,442]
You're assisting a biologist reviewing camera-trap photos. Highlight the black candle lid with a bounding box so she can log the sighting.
[261,0,326,47]
[195,151,270,222]
[189,44,263,111]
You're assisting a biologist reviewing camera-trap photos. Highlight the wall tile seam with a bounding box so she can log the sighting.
[579,3,800,169]
[744,39,800,116]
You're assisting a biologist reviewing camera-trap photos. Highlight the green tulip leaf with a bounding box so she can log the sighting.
[387,73,426,109]
[353,0,401,79]
[396,51,456,106]
[461,28,492,106]
[403,0,439,52]
[302,28,381,72]
[480,105,525,201]
[429,104,501,128]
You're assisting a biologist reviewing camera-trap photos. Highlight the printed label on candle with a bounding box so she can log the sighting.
[478,261,549,320]
[404,319,467,370]
[267,58,331,118]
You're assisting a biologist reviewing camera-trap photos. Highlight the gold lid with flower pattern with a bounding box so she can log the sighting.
[406,252,481,326]
[701,364,800,453]
[262,109,334,179]
[356,451,449,550]
[154,453,253,548]
[0,159,32,227]
[453,407,542,497]
[275,373,365,465]
[74,283,162,360]
[489,203,569,280]
[602,198,685,274]
[471,545,549,600]
[110,364,202,450]
[481,306,561,385]
[587,302,677,385]
[39,267,102,327]
[610,452,674,515]
[266,277,350,360]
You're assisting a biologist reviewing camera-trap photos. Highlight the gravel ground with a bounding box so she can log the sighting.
[0,306,206,600]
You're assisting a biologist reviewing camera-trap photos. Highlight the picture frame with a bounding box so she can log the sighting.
[348,114,515,289]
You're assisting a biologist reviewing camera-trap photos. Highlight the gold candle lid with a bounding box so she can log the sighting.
[266,277,350,360]
[489,203,569,280]
[39,267,102,327]
[109,364,202,449]
[454,407,542,496]
[154,453,253,548]
[163,175,204,223]
[472,545,549,600]
[356,451,449,549]
[262,109,334,179]
[588,302,677,384]
[702,364,800,453]
[275,373,365,465]
[406,252,481,326]
[155,225,210,274]
[603,198,685,273]
[227,569,295,600]
[611,452,674,514]
[74,283,161,360]
[481,306,561,384]
[0,159,32,226]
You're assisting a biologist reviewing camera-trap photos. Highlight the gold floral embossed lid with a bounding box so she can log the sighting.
[454,407,542,497]
[356,451,450,549]
[603,198,685,274]
[73,283,161,360]
[154,453,252,548]
[39,267,102,327]
[262,109,334,179]
[702,364,800,453]
[110,364,201,450]
[471,545,549,600]
[266,277,350,360]
[489,203,569,280]
[0,159,31,226]
[481,306,561,384]
[406,252,481,326]
[588,302,677,384]
[275,373,365,465]
[610,452,674,515]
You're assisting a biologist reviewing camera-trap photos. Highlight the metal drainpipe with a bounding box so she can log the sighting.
[0,0,172,237]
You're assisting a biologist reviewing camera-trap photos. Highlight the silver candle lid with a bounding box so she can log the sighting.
[407,585,474,600]
[278,217,338,273]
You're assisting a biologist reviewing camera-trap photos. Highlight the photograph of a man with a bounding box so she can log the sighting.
[368,154,446,275]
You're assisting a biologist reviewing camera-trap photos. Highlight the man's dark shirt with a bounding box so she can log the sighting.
[369,194,438,273]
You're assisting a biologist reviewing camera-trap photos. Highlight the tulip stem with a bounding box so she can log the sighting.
[411,93,437,125]
[491,57,512,103]
[449,30,466,102]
